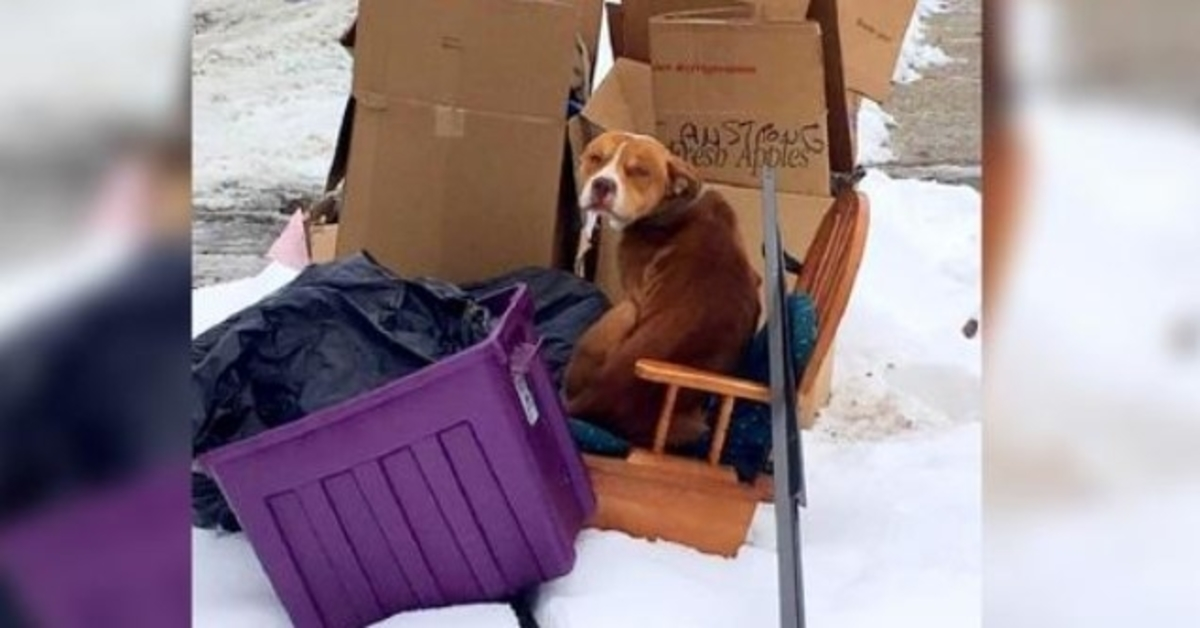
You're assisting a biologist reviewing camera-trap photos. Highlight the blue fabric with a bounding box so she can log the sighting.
[567,294,818,481]
[690,293,818,481]
[567,418,631,458]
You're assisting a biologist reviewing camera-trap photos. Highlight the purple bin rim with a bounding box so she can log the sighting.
[196,284,532,475]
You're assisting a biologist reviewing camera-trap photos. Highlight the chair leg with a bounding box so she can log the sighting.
[652,385,679,454]
[707,396,737,466]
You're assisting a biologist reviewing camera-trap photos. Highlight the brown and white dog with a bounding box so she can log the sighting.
[564,132,761,447]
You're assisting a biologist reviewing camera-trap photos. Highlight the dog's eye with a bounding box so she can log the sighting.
[585,153,604,166]
[626,165,650,178]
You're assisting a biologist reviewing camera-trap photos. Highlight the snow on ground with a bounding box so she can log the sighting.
[192,2,978,626]
[539,425,979,628]
[818,171,980,441]
[193,0,356,210]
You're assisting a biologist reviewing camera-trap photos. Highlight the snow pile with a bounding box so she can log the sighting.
[193,0,356,211]
[191,261,299,338]
[856,100,898,165]
[537,424,979,628]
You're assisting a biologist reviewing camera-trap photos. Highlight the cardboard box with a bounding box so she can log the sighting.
[835,0,918,102]
[308,224,339,264]
[337,0,579,284]
[621,0,745,63]
[617,1,816,63]
[714,184,832,295]
[650,10,831,195]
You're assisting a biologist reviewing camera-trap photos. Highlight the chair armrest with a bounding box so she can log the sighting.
[635,359,770,403]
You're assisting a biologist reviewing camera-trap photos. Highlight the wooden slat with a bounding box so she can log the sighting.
[797,192,871,428]
[652,385,680,454]
[707,396,737,466]
[626,449,740,485]
[636,359,770,403]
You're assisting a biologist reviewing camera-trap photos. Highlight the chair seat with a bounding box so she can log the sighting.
[583,452,771,557]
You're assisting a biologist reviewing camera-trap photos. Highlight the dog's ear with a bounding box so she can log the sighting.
[667,155,701,199]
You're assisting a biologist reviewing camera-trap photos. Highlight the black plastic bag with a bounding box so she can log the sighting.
[191,254,491,530]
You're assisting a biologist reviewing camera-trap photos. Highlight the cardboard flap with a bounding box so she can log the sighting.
[622,0,747,63]
[353,0,578,119]
[581,59,655,135]
[836,0,919,101]
[754,0,811,21]
[649,5,756,24]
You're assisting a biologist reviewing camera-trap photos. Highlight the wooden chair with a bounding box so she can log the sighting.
[583,186,870,556]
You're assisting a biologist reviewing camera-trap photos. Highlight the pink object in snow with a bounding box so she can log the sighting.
[268,210,311,270]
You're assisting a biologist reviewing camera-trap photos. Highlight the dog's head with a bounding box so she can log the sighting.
[578,131,701,230]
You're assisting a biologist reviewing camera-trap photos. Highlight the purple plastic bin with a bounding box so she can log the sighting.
[199,286,595,628]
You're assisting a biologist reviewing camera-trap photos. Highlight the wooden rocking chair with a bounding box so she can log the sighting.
[583,182,870,556]
[582,0,869,561]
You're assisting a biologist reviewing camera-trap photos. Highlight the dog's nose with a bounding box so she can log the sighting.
[591,176,616,199]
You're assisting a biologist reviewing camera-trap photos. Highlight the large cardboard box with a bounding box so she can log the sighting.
[835,0,918,102]
[650,10,831,195]
[337,0,578,283]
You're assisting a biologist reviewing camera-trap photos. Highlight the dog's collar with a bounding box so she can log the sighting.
[631,186,710,231]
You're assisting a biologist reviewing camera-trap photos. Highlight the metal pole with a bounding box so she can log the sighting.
[763,167,807,628]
